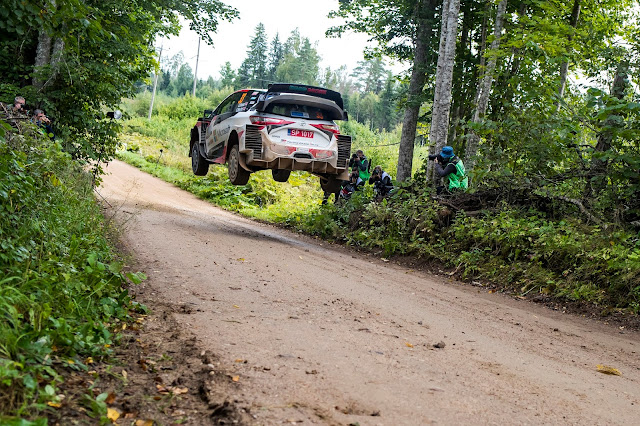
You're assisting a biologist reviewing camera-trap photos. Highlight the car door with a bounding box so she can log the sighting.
[205,91,243,159]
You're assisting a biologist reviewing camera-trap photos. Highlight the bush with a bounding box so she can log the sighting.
[0,124,143,419]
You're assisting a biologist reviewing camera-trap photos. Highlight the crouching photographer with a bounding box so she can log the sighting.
[339,170,365,201]
[369,165,393,201]
[429,146,467,194]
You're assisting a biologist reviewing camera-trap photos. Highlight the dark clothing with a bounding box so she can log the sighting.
[370,171,393,198]
[340,176,364,200]
[349,155,368,172]
[35,120,55,140]
[434,161,457,178]
[349,155,370,180]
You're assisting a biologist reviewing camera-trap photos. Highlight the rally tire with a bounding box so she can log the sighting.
[191,143,209,176]
[320,176,341,194]
[272,169,291,183]
[228,144,250,185]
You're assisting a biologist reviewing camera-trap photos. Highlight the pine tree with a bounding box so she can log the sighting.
[268,33,284,82]
[237,23,269,88]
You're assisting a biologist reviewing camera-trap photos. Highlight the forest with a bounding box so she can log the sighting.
[1,0,640,422]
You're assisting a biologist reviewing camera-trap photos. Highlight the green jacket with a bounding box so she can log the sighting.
[447,158,468,190]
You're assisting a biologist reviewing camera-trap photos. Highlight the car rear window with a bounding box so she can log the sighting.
[264,102,331,120]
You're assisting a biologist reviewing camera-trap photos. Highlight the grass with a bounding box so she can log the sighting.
[0,124,145,422]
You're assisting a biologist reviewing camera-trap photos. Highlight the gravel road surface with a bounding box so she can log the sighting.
[100,160,640,425]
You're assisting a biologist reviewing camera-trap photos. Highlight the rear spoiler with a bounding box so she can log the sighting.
[263,84,345,110]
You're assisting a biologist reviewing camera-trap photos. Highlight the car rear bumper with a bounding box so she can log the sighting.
[241,124,351,179]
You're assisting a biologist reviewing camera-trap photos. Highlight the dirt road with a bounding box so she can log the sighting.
[100,160,639,425]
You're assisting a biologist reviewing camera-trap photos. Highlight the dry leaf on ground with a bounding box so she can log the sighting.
[107,407,121,422]
[596,364,622,376]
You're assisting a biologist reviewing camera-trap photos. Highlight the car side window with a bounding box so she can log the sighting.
[215,92,243,115]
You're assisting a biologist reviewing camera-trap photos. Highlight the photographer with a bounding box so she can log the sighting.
[32,109,55,140]
[369,165,393,200]
[340,170,365,201]
[9,96,27,115]
[428,146,467,194]
[349,149,371,181]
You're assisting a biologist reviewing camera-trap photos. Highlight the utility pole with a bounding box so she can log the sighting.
[192,38,200,97]
[148,44,163,120]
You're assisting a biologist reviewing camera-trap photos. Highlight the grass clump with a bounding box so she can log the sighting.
[0,125,145,421]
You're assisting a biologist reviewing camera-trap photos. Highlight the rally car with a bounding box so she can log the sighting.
[189,84,351,193]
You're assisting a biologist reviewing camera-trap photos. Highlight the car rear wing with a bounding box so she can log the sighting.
[255,84,348,120]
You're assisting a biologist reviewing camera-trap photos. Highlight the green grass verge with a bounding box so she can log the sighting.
[0,127,146,422]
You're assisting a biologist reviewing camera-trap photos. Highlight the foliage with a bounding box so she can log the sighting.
[119,114,640,313]
[0,126,145,420]
[0,0,237,165]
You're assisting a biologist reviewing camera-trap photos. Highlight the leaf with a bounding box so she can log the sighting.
[171,387,188,395]
[135,420,154,426]
[105,392,116,404]
[232,375,239,382]
[596,364,621,376]
[405,342,413,348]
[47,401,62,408]
[107,407,121,422]
[236,258,245,262]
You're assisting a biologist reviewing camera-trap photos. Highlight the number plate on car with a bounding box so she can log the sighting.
[288,129,314,138]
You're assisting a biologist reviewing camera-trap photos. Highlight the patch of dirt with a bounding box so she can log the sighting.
[47,293,249,425]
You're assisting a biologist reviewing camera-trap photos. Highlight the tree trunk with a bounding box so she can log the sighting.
[556,0,581,111]
[396,0,433,182]
[428,0,461,179]
[583,61,629,201]
[33,30,52,89]
[464,0,508,172]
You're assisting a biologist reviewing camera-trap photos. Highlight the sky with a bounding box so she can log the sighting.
[160,0,406,81]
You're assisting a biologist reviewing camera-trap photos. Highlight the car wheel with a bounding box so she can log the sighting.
[320,176,341,194]
[228,144,250,185]
[272,169,291,183]
[191,142,209,176]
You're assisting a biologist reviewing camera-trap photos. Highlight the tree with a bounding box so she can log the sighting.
[268,33,284,82]
[219,61,236,88]
[556,0,581,109]
[428,0,461,178]
[351,58,387,94]
[0,0,238,162]
[237,23,269,88]
[173,64,195,96]
[275,29,321,85]
[464,0,508,171]
[329,0,440,182]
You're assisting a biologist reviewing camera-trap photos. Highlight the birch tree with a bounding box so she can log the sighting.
[464,0,508,171]
[556,0,581,111]
[428,0,461,178]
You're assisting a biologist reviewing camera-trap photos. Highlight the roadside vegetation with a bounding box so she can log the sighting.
[0,122,146,422]
[118,93,640,314]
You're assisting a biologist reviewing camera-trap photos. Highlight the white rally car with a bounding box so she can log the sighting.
[189,84,352,193]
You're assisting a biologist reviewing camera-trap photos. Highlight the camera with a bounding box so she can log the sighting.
[428,154,446,163]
